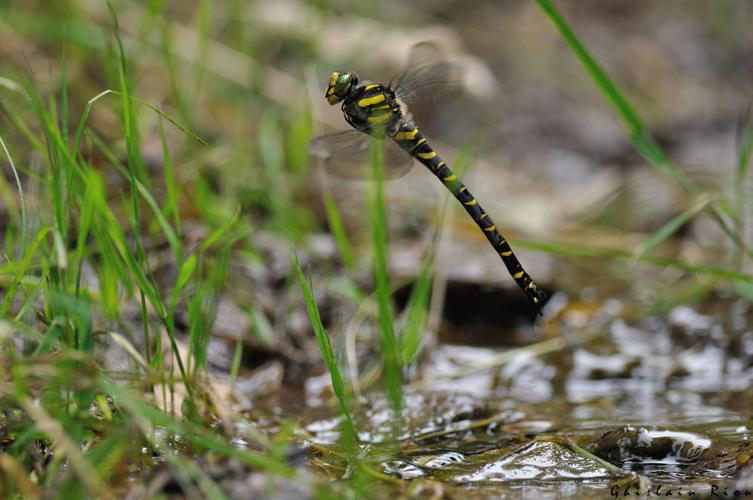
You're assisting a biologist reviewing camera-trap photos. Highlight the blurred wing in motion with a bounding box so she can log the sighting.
[308,130,415,180]
[390,42,462,110]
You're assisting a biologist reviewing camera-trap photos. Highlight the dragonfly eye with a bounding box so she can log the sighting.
[326,71,358,104]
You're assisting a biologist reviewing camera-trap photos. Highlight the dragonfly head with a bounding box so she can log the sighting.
[326,71,358,104]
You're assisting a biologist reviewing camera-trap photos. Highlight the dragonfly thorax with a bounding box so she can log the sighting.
[340,82,404,138]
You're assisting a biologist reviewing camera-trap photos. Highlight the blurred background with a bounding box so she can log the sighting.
[2,0,753,496]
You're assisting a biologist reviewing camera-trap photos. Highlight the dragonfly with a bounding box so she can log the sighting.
[309,44,547,313]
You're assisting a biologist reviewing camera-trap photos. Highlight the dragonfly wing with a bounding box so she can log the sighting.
[309,130,414,180]
[391,42,462,108]
[383,139,416,178]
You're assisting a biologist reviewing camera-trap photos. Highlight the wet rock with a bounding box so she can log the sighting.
[587,427,753,480]
[444,438,615,483]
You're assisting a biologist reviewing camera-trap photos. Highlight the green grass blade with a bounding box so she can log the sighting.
[0,136,27,254]
[169,254,198,323]
[0,228,51,318]
[229,338,244,387]
[259,111,297,236]
[369,139,402,412]
[534,0,688,183]
[21,77,74,244]
[294,251,356,437]
[88,132,183,262]
[734,94,753,255]
[72,89,115,155]
[0,86,47,154]
[535,0,749,259]
[324,194,354,270]
[635,195,711,260]
[60,31,69,145]
[248,306,274,346]
[129,94,207,144]
[188,245,231,374]
[287,110,314,175]
[200,205,241,251]
[74,170,98,297]
[159,20,191,122]
[519,238,753,283]
[72,89,205,161]
[736,94,753,185]
[400,254,433,366]
[193,0,213,101]
[159,117,183,246]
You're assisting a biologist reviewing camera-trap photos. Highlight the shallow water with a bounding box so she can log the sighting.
[300,298,753,497]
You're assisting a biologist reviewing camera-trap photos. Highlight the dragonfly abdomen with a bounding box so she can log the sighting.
[390,122,547,312]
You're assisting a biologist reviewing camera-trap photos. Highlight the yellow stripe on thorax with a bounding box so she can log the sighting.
[364,84,380,91]
[358,94,386,107]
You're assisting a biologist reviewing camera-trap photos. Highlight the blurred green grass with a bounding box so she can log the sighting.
[0,1,325,495]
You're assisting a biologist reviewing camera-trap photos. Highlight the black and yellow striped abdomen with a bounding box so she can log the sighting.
[337,81,546,311]
[390,122,547,311]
